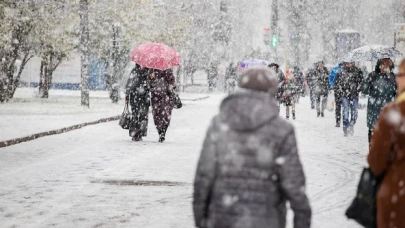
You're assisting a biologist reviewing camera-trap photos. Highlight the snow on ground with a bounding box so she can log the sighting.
[0,93,368,228]
[0,88,209,142]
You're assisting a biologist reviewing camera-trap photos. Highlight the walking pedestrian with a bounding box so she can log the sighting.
[293,66,305,103]
[368,58,405,228]
[329,63,343,127]
[334,62,363,136]
[362,58,397,144]
[225,62,238,95]
[314,61,330,117]
[306,64,317,109]
[149,69,177,143]
[193,67,311,228]
[124,64,150,142]
[269,63,286,113]
[283,69,298,120]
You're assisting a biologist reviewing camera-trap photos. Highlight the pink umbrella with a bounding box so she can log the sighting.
[131,42,181,70]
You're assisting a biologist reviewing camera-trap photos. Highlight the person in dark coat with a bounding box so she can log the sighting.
[362,58,397,143]
[314,61,330,117]
[292,66,305,102]
[193,67,311,228]
[368,58,405,228]
[334,62,363,136]
[149,69,177,143]
[269,63,286,113]
[225,62,238,95]
[305,64,317,109]
[125,64,150,141]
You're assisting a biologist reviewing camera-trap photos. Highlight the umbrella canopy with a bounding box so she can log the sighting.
[131,42,180,70]
[239,59,269,70]
[341,45,403,62]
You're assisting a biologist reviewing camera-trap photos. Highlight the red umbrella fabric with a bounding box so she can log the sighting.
[131,42,181,70]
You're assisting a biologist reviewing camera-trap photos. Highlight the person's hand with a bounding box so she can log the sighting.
[125,96,129,104]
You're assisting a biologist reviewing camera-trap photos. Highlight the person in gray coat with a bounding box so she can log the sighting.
[193,67,311,228]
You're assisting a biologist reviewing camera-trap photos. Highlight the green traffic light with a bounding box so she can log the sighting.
[271,36,278,48]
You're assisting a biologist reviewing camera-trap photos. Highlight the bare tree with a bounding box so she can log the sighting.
[79,0,90,107]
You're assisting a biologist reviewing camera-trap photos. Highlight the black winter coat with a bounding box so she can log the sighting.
[334,66,363,99]
[125,67,150,108]
[276,70,286,100]
[362,72,397,129]
[314,67,330,95]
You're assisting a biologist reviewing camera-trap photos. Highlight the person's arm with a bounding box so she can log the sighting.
[368,107,394,176]
[276,129,311,228]
[356,70,364,94]
[124,70,136,103]
[334,72,342,95]
[193,119,217,228]
[329,69,336,89]
[361,72,373,95]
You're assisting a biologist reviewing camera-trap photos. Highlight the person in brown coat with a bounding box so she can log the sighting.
[149,69,177,143]
[368,58,405,228]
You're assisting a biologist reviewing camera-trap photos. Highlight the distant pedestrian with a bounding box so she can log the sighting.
[149,69,177,143]
[293,66,305,103]
[269,63,286,113]
[306,64,317,109]
[329,63,343,127]
[124,64,150,142]
[334,62,363,136]
[225,62,238,95]
[367,58,405,228]
[362,58,397,144]
[193,67,311,228]
[314,61,330,117]
[283,69,298,120]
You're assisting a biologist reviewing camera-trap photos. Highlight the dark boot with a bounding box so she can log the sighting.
[293,113,296,120]
[158,127,167,143]
[321,112,324,117]
[317,112,320,117]
[286,115,290,119]
[132,136,142,142]
[336,121,341,128]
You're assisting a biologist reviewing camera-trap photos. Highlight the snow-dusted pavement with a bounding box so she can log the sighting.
[0,94,368,228]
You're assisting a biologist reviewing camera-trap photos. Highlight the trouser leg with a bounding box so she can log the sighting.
[350,98,359,127]
[342,97,349,132]
[316,95,321,113]
[321,94,327,112]
[335,95,342,124]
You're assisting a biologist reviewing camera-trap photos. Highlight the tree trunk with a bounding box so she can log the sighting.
[110,24,119,103]
[11,51,32,98]
[39,58,50,98]
[80,0,90,107]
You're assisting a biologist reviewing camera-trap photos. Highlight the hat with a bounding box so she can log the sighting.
[268,63,280,69]
[239,67,278,95]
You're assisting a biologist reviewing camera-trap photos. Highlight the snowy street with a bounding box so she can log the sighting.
[1,94,367,228]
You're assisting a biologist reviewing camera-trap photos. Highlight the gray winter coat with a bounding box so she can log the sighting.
[193,90,311,228]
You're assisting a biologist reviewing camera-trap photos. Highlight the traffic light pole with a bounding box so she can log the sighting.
[270,0,278,61]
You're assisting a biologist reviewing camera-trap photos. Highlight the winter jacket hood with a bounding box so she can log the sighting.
[219,89,279,132]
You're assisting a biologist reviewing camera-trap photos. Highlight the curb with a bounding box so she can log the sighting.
[181,96,210,102]
[0,116,120,148]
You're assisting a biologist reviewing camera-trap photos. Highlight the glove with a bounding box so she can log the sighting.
[125,95,129,104]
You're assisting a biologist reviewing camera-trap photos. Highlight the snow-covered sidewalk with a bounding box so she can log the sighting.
[0,94,367,228]
[0,88,209,142]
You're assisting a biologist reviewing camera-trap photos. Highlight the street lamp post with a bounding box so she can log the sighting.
[270,0,279,61]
